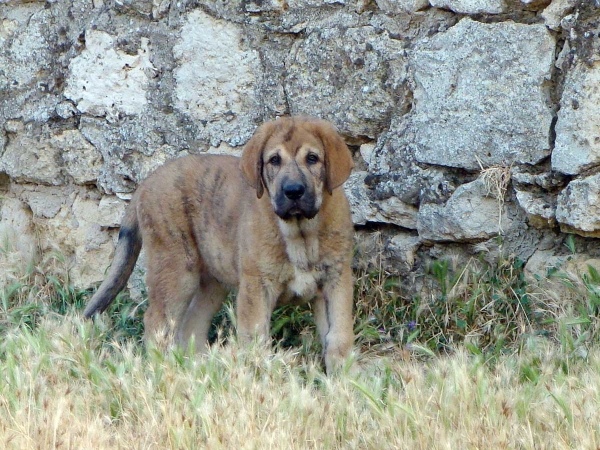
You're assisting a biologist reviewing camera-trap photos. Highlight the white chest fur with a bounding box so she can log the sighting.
[288,267,320,298]
[278,217,322,299]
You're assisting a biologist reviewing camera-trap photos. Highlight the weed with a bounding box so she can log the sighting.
[352,253,547,361]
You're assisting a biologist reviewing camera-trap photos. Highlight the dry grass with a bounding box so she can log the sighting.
[1,315,599,449]
[477,161,511,233]
[2,235,600,448]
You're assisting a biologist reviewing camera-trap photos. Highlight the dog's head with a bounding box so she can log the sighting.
[240,117,353,221]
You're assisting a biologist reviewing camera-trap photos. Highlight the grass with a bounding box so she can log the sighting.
[354,254,537,358]
[2,317,600,449]
[2,235,600,448]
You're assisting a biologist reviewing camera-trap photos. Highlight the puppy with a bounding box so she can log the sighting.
[84,117,355,372]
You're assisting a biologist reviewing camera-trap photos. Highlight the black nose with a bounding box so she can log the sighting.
[283,183,305,200]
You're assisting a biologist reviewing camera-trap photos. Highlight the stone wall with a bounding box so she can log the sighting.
[0,0,599,289]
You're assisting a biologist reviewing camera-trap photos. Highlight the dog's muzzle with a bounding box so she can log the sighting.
[275,181,318,220]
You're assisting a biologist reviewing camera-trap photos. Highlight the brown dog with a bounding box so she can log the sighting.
[83,117,355,372]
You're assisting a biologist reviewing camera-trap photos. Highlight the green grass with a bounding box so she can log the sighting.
[2,237,600,448]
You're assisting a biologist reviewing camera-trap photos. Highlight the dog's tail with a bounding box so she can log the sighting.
[83,198,142,318]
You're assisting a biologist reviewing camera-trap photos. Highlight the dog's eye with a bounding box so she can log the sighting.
[306,153,319,165]
[268,155,281,166]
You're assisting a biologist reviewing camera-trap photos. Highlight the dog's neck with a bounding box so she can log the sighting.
[277,216,319,270]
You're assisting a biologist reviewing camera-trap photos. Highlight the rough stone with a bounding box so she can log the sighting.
[21,190,65,219]
[556,173,600,237]
[84,223,111,251]
[206,142,242,157]
[38,193,127,287]
[353,229,421,274]
[0,127,102,186]
[511,164,568,191]
[471,200,544,264]
[387,233,421,271]
[0,3,63,123]
[79,115,186,194]
[369,8,458,42]
[55,101,78,120]
[552,61,600,175]
[64,30,154,121]
[429,0,506,14]
[0,129,64,186]
[244,0,351,16]
[287,0,347,6]
[285,25,408,139]
[59,130,103,185]
[524,249,565,280]
[375,0,429,13]
[417,178,511,242]
[0,198,37,270]
[525,249,600,283]
[366,116,472,207]
[173,10,262,147]
[520,0,551,5]
[541,0,578,30]
[567,5,600,65]
[72,195,127,228]
[359,143,376,166]
[515,190,556,229]
[403,18,555,170]
[248,34,293,121]
[150,0,171,19]
[559,14,579,35]
[0,7,49,92]
[245,0,287,12]
[345,171,418,228]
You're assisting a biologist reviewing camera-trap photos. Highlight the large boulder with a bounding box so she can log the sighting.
[552,61,600,175]
[429,0,506,14]
[173,10,262,147]
[417,178,511,242]
[400,18,555,170]
[345,172,418,229]
[556,174,600,238]
[64,30,154,120]
[285,25,408,139]
[0,124,102,186]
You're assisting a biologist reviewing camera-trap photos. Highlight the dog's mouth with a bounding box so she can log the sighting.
[276,202,318,221]
[287,205,303,217]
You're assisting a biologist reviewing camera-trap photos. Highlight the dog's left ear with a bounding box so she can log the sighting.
[240,121,278,199]
[312,120,354,195]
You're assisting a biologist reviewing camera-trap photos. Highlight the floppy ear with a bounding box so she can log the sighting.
[313,120,354,194]
[240,121,278,199]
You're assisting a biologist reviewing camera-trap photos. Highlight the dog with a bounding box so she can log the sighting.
[83,117,355,372]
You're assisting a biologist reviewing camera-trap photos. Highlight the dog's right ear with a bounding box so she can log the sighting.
[240,121,279,199]
[311,119,354,195]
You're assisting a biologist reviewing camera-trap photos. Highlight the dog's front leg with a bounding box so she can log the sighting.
[236,275,277,345]
[317,264,354,374]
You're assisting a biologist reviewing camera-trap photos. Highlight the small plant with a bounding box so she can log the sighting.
[350,252,595,360]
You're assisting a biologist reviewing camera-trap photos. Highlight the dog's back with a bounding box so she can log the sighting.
[84,154,253,317]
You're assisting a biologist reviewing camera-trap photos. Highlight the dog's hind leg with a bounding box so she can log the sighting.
[143,253,200,350]
[178,277,228,352]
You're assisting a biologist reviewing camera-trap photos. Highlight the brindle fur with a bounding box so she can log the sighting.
[84,117,355,372]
